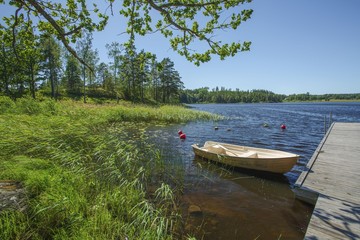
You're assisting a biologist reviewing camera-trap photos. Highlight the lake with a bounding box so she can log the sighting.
[145,102,360,239]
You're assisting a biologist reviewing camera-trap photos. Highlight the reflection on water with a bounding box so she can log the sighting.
[181,159,311,239]
[144,102,360,239]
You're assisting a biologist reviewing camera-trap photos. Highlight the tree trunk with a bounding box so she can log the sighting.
[83,65,86,103]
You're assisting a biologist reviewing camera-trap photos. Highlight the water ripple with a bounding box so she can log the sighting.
[144,102,360,239]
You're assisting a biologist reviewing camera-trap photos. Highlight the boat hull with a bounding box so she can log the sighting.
[192,141,299,174]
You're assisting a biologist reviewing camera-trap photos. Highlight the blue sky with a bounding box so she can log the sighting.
[92,0,360,95]
[1,0,360,95]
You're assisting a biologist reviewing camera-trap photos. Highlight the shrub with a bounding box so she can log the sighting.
[0,96,15,114]
[40,98,62,116]
[15,97,42,115]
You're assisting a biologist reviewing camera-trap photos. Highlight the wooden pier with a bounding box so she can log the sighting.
[295,122,360,240]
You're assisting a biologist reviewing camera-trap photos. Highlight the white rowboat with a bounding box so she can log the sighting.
[192,141,299,174]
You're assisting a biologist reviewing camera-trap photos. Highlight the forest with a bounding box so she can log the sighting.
[0,0,253,105]
[1,1,358,105]
[181,88,286,103]
[1,26,357,104]
[1,28,358,105]
[0,28,184,104]
[181,88,360,103]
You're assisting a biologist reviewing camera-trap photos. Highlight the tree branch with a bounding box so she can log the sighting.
[147,0,220,55]
[12,5,23,60]
[16,0,93,73]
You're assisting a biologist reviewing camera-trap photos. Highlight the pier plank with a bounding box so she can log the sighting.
[305,196,360,240]
[295,122,360,239]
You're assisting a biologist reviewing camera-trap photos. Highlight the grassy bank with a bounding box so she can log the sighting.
[0,96,220,240]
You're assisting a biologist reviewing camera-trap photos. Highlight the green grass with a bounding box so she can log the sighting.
[0,96,221,240]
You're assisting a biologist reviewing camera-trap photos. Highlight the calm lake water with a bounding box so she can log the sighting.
[145,102,360,239]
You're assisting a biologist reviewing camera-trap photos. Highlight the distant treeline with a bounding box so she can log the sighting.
[179,88,360,103]
[285,92,360,102]
[180,88,286,103]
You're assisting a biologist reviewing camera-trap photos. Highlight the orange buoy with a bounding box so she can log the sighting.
[280,124,286,130]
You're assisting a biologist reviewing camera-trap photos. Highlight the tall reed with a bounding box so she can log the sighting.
[0,97,220,239]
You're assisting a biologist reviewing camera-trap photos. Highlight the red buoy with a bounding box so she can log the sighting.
[178,130,183,135]
[280,124,286,130]
[179,133,186,139]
